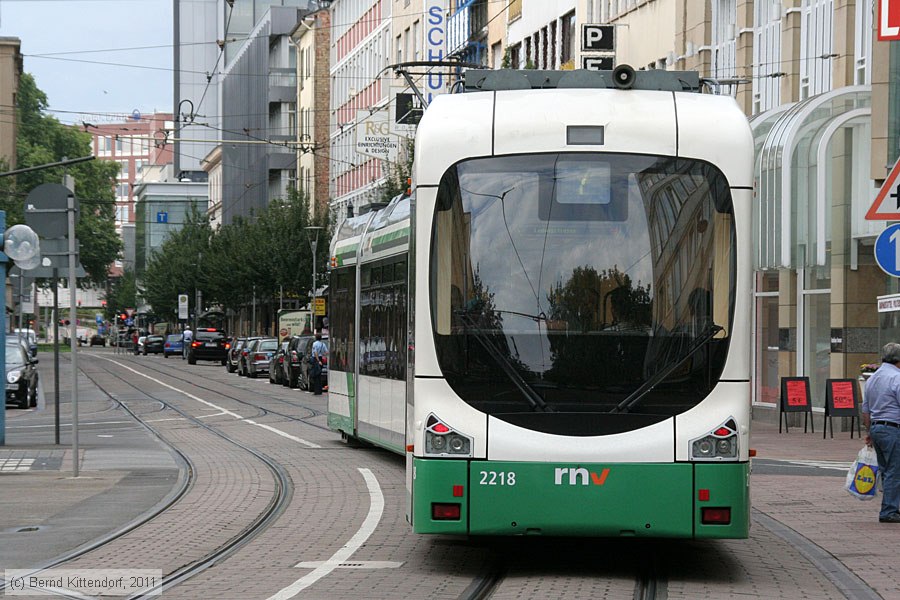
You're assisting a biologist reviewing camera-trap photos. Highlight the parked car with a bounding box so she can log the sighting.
[268,341,290,385]
[13,329,38,357]
[5,341,39,409]
[186,329,229,365]
[246,338,278,378]
[143,334,165,355]
[283,335,314,389]
[89,334,106,347]
[134,336,146,355]
[237,337,262,376]
[225,337,247,373]
[163,334,183,358]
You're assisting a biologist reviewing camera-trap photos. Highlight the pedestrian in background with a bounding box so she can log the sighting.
[862,342,900,523]
[311,333,328,395]
[182,326,193,359]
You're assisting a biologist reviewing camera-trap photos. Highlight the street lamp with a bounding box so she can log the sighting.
[305,226,323,324]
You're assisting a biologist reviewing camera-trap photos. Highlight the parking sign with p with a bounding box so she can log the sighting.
[582,24,615,52]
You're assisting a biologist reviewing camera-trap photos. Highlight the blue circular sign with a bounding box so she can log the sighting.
[874,223,900,277]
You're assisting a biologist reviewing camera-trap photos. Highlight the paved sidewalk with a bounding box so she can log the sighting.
[2,360,897,598]
[750,418,899,599]
[0,354,183,570]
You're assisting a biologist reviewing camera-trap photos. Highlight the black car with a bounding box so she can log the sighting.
[89,334,106,347]
[283,335,314,389]
[186,329,229,365]
[143,335,165,355]
[5,342,39,409]
[269,341,289,385]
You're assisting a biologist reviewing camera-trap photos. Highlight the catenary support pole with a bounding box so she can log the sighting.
[67,193,79,477]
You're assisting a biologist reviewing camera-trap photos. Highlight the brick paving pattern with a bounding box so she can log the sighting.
[4,352,899,599]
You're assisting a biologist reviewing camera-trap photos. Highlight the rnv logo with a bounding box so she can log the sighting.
[554,467,610,486]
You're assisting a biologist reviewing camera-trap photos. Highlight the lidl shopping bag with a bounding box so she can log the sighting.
[846,445,880,500]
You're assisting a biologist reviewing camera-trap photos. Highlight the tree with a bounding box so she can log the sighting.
[0,73,121,282]
[140,188,332,326]
[104,269,138,319]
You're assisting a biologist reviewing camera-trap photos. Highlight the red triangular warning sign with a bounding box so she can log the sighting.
[866,157,900,220]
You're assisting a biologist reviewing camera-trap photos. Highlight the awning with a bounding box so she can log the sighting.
[752,86,876,269]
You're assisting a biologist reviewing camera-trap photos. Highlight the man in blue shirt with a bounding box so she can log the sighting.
[863,342,900,523]
[311,333,328,396]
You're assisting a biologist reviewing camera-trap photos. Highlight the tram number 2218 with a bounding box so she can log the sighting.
[479,471,517,486]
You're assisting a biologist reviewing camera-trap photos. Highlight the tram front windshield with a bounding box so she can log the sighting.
[430,153,736,435]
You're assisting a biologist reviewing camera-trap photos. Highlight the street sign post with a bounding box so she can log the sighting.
[874,223,900,276]
[178,294,189,320]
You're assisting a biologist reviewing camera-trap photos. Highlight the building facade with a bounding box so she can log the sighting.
[0,37,22,170]
[291,8,332,218]
[329,0,392,220]
[133,178,208,276]
[589,0,894,418]
[86,114,174,234]
[220,5,311,224]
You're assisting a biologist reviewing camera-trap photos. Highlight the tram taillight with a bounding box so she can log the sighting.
[432,503,461,520]
[701,507,731,525]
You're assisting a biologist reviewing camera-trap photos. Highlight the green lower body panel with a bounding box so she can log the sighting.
[412,458,749,538]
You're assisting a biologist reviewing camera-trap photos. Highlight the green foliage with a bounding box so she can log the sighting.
[372,140,414,206]
[140,189,331,321]
[0,73,121,282]
[104,269,138,319]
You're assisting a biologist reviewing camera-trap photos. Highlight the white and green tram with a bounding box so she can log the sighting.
[328,67,753,538]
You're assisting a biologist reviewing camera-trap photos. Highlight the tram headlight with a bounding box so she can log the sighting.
[690,418,739,461]
[695,438,714,457]
[424,414,473,457]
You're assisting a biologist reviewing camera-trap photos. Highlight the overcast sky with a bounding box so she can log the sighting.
[0,0,173,125]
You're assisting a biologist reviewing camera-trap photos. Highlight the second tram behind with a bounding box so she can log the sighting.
[328,68,754,538]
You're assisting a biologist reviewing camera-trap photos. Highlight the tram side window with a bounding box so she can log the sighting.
[359,257,408,381]
[330,267,356,372]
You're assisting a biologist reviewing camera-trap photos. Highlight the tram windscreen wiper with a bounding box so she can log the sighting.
[455,311,552,413]
[610,324,723,414]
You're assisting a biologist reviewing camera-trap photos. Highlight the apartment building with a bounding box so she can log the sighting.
[505,0,577,70]
[329,0,392,219]
[86,113,175,233]
[0,37,22,170]
[291,7,332,218]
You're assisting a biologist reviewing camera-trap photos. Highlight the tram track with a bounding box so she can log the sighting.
[0,354,297,599]
[80,359,295,598]
[100,351,329,431]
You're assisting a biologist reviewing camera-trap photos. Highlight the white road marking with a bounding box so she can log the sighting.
[268,468,385,600]
[96,357,321,449]
[293,561,402,569]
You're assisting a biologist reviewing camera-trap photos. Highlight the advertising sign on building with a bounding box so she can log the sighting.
[424,0,447,103]
[878,0,900,41]
[395,93,424,126]
[355,111,400,161]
